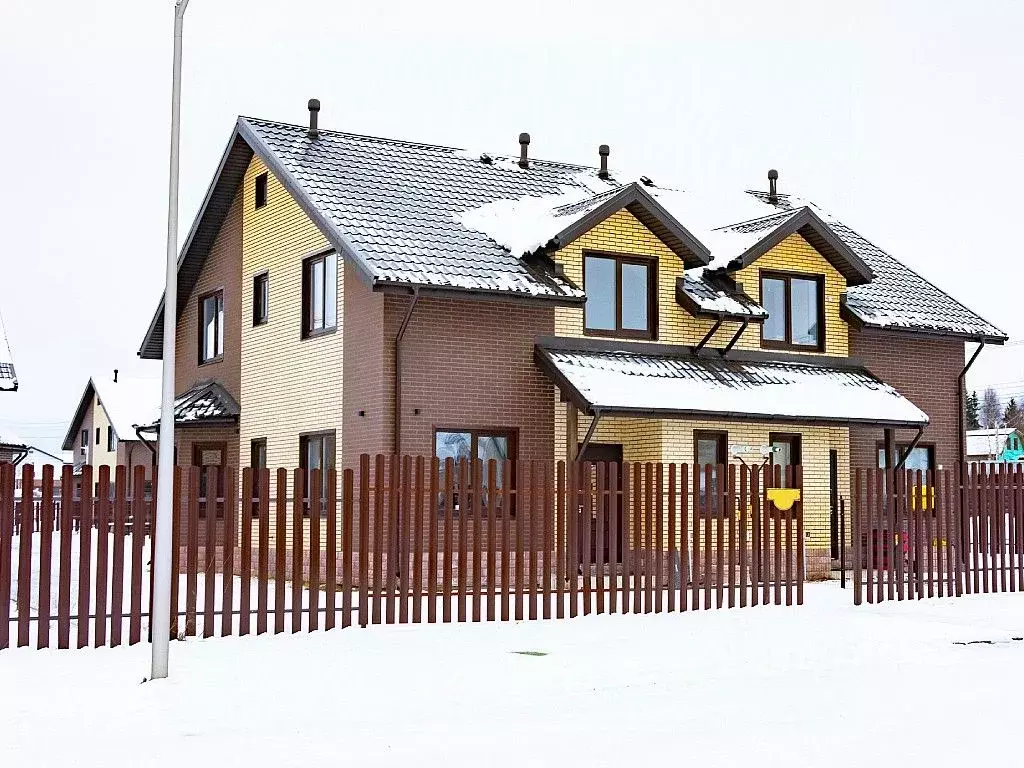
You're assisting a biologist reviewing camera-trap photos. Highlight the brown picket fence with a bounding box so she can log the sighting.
[0,457,804,651]
[851,464,1024,604]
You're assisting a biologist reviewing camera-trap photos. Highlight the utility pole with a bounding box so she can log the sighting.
[151,0,190,681]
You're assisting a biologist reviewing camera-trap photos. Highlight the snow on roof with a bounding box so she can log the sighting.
[0,420,28,448]
[965,428,1020,457]
[679,269,768,319]
[92,377,161,439]
[537,345,929,427]
[0,308,17,392]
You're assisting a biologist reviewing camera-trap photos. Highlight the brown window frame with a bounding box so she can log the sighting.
[875,441,936,472]
[693,430,728,517]
[192,442,227,513]
[583,250,658,340]
[95,427,101,445]
[759,270,825,352]
[301,252,337,339]
[106,426,116,453]
[80,429,88,448]
[252,272,269,326]
[769,432,802,487]
[299,431,336,516]
[433,427,518,518]
[197,289,225,364]
[254,172,268,209]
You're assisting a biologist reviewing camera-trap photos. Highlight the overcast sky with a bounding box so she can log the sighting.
[1,0,1022,455]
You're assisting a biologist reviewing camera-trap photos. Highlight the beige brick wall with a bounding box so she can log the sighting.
[550,211,852,576]
[238,156,341,490]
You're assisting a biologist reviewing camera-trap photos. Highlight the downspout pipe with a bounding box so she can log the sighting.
[893,426,926,472]
[957,341,985,471]
[136,426,159,462]
[577,410,603,459]
[395,288,420,456]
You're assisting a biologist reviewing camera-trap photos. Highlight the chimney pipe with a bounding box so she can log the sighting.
[308,98,321,139]
[768,169,779,203]
[598,144,610,179]
[518,132,530,169]
[113,369,118,383]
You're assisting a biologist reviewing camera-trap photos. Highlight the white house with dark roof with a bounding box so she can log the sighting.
[135,101,1008,575]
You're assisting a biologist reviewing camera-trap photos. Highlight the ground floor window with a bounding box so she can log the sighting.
[876,442,935,472]
[434,428,516,515]
[300,431,335,513]
[770,433,802,488]
[694,430,728,515]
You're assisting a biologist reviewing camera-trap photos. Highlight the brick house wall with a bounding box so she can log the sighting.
[340,294,556,465]
[849,327,964,472]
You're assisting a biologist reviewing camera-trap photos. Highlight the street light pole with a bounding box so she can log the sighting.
[152,0,190,681]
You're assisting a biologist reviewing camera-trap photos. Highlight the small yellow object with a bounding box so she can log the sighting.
[911,486,935,511]
[766,488,801,511]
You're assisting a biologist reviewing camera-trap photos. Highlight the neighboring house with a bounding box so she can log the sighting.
[137,103,1007,576]
[966,428,1024,463]
[0,307,17,392]
[62,373,160,494]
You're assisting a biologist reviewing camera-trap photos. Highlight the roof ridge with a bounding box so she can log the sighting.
[239,116,599,172]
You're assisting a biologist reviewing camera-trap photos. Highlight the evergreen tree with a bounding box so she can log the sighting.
[1004,397,1022,430]
[966,390,981,430]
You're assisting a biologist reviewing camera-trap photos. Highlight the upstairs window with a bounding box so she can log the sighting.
[81,429,88,448]
[254,172,268,209]
[253,272,269,326]
[302,252,337,338]
[107,426,117,452]
[199,290,225,363]
[584,253,656,339]
[760,271,824,351]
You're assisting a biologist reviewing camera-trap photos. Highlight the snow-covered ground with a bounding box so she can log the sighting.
[2,583,1022,767]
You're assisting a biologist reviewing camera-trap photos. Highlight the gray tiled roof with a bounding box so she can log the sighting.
[741,192,1005,340]
[172,381,239,425]
[243,118,597,301]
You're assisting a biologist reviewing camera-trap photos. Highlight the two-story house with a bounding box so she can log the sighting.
[966,427,1024,463]
[62,373,160,494]
[138,102,1006,577]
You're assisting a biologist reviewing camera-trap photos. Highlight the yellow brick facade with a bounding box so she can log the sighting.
[238,156,341,489]
[551,210,855,575]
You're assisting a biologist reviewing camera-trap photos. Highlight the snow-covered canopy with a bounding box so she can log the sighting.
[536,343,929,428]
[0,419,28,448]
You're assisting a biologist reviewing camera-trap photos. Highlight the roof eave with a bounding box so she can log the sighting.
[840,302,1008,345]
[733,207,874,285]
[377,281,586,307]
[675,277,768,323]
[61,379,97,451]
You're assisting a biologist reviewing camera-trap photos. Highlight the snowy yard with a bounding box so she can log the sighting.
[2,583,1022,767]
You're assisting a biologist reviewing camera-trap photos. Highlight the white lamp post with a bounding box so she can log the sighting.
[151,0,190,681]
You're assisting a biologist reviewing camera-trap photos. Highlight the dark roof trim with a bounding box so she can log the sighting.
[139,128,254,359]
[725,207,874,286]
[235,118,378,288]
[534,334,867,370]
[674,276,767,322]
[533,345,925,429]
[550,183,711,268]
[61,380,97,451]
[840,301,1008,345]
[378,282,585,307]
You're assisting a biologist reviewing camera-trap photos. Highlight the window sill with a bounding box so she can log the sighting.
[760,341,824,354]
[199,356,224,367]
[583,328,656,341]
[301,326,337,341]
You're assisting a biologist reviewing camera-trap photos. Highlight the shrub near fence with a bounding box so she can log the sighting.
[851,464,1024,604]
[0,458,805,651]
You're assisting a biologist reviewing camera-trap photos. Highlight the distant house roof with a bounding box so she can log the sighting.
[0,309,17,392]
[62,376,161,450]
[534,337,929,428]
[966,427,1022,458]
[139,116,1006,358]
[0,420,28,449]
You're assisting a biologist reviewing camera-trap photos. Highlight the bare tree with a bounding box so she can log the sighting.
[981,387,1003,429]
